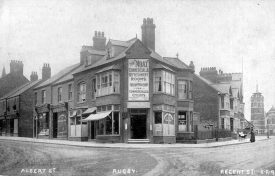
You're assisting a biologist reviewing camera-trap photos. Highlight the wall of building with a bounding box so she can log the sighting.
[19,89,35,137]
[35,86,52,106]
[193,75,219,125]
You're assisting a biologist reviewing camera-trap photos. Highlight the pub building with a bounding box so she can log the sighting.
[71,18,195,143]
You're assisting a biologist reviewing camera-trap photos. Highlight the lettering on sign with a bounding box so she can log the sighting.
[128,59,149,101]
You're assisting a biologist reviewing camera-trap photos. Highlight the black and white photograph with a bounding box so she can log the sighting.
[0,0,275,175]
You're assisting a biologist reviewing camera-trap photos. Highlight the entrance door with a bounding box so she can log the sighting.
[130,112,147,139]
[90,121,95,139]
[53,113,58,138]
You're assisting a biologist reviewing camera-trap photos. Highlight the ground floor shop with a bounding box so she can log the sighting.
[0,118,18,136]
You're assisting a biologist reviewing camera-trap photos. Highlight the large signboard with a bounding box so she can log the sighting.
[128,59,149,101]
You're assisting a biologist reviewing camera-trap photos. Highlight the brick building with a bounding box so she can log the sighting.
[33,63,85,139]
[251,85,265,134]
[266,106,275,135]
[0,60,29,98]
[0,71,42,137]
[194,67,244,132]
[69,18,195,143]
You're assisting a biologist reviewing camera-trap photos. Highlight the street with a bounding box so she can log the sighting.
[0,138,274,176]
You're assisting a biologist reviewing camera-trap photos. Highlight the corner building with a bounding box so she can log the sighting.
[71,18,195,143]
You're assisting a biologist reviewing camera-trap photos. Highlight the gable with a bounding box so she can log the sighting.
[125,40,151,59]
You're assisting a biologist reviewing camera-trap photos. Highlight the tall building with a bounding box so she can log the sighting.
[251,85,265,134]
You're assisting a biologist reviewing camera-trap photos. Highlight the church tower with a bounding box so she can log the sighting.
[251,84,265,134]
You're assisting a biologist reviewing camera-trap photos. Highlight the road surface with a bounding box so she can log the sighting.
[0,138,274,176]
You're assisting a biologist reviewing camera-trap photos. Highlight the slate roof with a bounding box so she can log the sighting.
[267,106,275,115]
[35,63,80,89]
[211,83,231,94]
[54,65,84,85]
[75,38,190,75]
[0,79,41,99]
[194,74,221,93]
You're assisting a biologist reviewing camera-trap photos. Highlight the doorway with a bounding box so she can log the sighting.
[53,113,58,138]
[130,109,147,139]
[90,121,95,139]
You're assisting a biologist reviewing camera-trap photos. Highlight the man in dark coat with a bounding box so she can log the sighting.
[250,128,255,143]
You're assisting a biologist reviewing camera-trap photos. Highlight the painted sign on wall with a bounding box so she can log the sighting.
[128,59,149,101]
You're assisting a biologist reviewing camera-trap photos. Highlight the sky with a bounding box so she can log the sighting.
[0,0,275,120]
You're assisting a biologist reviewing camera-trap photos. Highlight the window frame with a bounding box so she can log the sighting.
[68,84,72,101]
[153,70,175,96]
[96,70,120,97]
[77,82,86,103]
[57,87,62,103]
[42,90,46,104]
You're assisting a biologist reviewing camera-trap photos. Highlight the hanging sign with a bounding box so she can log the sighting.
[128,59,149,101]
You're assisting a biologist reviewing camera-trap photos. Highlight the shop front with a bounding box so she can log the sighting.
[51,103,68,139]
[68,108,88,141]
[35,104,50,139]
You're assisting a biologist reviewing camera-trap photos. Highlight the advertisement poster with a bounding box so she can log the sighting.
[128,59,149,101]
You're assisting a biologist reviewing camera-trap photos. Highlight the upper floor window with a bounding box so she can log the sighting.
[77,82,86,103]
[58,87,62,102]
[86,55,92,66]
[154,70,175,95]
[189,81,193,99]
[178,80,188,99]
[42,90,46,104]
[96,71,120,97]
[68,84,72,101]
[91,78,96,99]
[34,92,37,105]
[221,95,224,109]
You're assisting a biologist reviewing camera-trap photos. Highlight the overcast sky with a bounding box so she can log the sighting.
[0,0,275,120]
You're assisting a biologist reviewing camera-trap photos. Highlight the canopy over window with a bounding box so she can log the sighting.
[82,111,112,122]
[82,107,97,115]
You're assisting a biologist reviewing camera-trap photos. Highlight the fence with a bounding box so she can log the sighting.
[194,125,232,140]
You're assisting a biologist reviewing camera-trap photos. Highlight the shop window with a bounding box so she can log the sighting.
[77,82,86,103]
[154,70,175,95]
[178,80,187,99]
[58,87,62,102]
[154,112,162,124]
[97,106,120,135]
[96,71,120,96]
[178,111,187,132]
[42,90,46,104]
[68,84,72,101]
[221,95,224,109]
[76,116,81,125]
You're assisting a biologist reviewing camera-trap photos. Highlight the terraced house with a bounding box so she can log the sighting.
[70,18,195,143]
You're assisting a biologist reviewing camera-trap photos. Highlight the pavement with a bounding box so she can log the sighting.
[0,136,270,149]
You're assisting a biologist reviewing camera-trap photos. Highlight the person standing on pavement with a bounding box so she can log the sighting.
[250,128,255,143]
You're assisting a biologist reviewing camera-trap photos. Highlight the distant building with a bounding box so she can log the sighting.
[0,60,29,98]
[266,106,275,135]
[194,67,244,132]
[0,71,42,137]
[250,85,265,134]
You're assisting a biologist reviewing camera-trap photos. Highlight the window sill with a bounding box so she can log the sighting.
[153,92,175,97]
[96,134,120,137]
[96,93,121,98]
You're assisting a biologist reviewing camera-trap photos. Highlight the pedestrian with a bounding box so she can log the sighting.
[250,128,255,143]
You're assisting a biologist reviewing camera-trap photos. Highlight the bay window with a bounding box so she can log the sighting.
[153,105,175,136]
[178,80,188,99]
[77,82,86,102]
[154,70,175,95]
[96,71,120,96]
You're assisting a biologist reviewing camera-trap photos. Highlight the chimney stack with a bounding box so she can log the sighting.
[42,63,51,80]
[10,60,23,75]
[93,31,106,50]
[30,71,38,81]
[141,18,156,51]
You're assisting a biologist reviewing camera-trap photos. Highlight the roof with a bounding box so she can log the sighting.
[54,65,84,85]
[267,106,275,115]
[96,64,120,74]
[194,74,221,93]
[1,79,41,99]
[87,48,106,56]
[35,63,80,89]
[0,73,29,98]
[153,64,175,72]
[163,57,189,69]
[75,38,191,75]
[211,83,231,94]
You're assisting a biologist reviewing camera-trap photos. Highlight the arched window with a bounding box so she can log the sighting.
[77,82,86,102]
